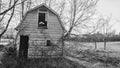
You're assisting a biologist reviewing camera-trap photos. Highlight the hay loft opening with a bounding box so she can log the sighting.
[38,13,47,28]
[38,6,48,29]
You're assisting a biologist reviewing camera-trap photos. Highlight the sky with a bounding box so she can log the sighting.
[97,0,120,34]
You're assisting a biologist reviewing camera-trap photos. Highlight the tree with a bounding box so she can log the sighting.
[14,0,32,47]
[102,15,112,50]
[38,0,99,38]
[63,0,98,38]
[89,15,109,50]
[0,0,19,38]
[0,0,18,15]
[94,15,112,50]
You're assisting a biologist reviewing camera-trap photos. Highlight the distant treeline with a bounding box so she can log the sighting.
[65,33,120,42]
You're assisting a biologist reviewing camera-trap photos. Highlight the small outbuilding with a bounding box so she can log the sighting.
[15,3,65,58]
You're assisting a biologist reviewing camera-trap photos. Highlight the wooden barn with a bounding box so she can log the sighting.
[15,3,65,58]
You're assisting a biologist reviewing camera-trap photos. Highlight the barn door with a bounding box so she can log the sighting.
[19,35,29,59]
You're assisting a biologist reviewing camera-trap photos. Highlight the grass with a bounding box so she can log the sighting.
[0,42,87,68]
[0,51,86,68]
[1,57,87,68]
[65,41,120,57]
[65,41,120,67]
[23,58,86,68]
[1,41,120,68]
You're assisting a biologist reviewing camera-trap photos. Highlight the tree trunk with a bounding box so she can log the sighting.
[14,31,19,48]
[21,0,24,19]
[0,0,1,12]
[104,38,106,50]
[64,26,73,38]
[95,41,97,50]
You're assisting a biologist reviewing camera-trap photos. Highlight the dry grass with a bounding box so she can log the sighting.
[65,41,120,68]
[23,58,86,68]
[1,41,120,68]
[1,53,86,68]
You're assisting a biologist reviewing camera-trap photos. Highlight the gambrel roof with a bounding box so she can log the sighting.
[15,3,65,31]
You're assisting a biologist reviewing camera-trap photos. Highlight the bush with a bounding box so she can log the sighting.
[4,47,17,57]
[1,46,17,68]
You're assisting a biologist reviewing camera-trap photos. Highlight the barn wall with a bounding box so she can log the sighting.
[19,8,63,57]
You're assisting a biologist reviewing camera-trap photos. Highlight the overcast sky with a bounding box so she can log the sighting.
[97,0,120,34]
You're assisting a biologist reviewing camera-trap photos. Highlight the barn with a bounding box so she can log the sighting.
[15,3,65,58]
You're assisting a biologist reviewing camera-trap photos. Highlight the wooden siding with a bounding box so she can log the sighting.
[18,8,63,58]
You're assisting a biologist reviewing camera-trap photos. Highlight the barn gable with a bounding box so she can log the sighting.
[15,3,65,31]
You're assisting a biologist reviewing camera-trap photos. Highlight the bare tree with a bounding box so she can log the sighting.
[0,0,18,15]
[89,15,108,50]
[63,0,98,38]
[0,0,19,38]
[14,0,31,47]
[102,15,112,50]
[93,15,112,50]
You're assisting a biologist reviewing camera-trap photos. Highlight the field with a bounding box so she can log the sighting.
[65,41,120,68]
[81,42,120,51]
[65,41,120,57]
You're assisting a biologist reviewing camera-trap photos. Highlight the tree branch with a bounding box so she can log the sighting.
[0,0,16,38]
[0,0,18,15]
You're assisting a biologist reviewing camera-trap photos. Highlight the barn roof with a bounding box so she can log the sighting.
[15,3,65,32]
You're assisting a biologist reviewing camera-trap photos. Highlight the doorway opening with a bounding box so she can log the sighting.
[19,35,29,59]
